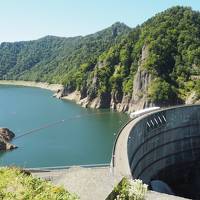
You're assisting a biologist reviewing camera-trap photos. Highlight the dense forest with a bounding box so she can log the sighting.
[0,6,200,111]
[0,23,130,83]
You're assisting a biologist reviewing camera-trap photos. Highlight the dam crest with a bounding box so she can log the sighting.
[29,104,200,199]
[113,104,200,199]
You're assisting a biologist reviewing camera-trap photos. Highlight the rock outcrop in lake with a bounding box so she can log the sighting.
[0,128,17,151]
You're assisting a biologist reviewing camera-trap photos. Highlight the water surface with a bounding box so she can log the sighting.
[0,85,128,167]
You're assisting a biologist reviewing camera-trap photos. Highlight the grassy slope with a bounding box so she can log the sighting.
[0,167,79,200]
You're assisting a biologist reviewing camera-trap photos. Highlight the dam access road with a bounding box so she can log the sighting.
[30,105,200,200]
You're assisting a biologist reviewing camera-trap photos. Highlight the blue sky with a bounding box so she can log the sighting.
[0,0,199,42]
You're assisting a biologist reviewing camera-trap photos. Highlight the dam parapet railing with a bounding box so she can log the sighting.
[129,104,200,183]
[25,163,110,172]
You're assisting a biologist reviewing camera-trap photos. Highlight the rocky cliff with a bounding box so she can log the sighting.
[0,128,17,151]
[111,45,154,112]
[117,66,153,113]
[1,6,198,112]
[55,45,154,112]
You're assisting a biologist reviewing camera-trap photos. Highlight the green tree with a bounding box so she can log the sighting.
[148,78,177,104]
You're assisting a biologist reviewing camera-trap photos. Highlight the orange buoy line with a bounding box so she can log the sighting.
[14,112,110,140]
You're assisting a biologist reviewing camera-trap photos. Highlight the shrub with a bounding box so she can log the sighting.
[106,177,148,200]
[148,78,177,104]
[0,167,79,200]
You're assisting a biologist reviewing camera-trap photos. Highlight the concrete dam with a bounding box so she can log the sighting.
[113,104,200,199]
[30,104,200,199]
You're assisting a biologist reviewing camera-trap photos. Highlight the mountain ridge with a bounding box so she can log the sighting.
[0,22,130,44]
[0,6,200,111]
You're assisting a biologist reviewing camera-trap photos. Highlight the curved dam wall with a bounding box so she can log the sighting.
[127,105,200,190]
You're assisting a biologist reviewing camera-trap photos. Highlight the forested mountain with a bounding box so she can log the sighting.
[0,6,200,111]
[0,22,130,83]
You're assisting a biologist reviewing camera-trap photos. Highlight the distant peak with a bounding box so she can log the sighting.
[111,22,130,29]
[109,22,131,37]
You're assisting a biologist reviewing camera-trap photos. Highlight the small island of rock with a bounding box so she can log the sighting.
[0,128,17,151]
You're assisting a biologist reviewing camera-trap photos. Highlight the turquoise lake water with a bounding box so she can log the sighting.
[0,85,129,167]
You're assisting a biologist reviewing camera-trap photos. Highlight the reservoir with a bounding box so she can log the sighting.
[0,85,128,167]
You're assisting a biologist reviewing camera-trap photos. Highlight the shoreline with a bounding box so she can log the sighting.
[0,80,64,92]
[61,91,81,101]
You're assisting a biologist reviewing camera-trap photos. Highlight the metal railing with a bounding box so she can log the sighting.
[25,163,110,172]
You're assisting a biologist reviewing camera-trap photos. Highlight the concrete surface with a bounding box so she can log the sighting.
[32,166,114,200]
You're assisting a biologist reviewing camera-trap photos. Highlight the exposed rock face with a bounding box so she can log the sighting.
[0,128,17,151]
[128,65,153,112]
[78,92,111,109]
[141,44,149,62]
[57,45,154,112]
[110,91,123,110]
[111,45,153,112]
[92,92,111,109]
[110,66,153,113]
[186,92,200,105]
[53,85,75,99]
[116,95,131,112]
[0,128,15,140]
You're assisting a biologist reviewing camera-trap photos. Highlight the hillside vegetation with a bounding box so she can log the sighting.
[0,167,78,200]
[106,178,147,200]
[0,6,200,110]
[0,23,130,84]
